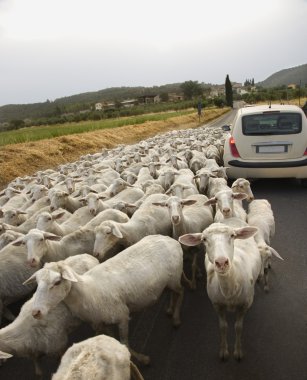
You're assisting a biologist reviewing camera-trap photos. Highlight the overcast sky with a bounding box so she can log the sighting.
[0,0,307,106]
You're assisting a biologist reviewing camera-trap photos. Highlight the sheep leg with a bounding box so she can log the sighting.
[264,267,269,293]
[118,318,150,366]
[190,251,198,290]
[215,305,229,360]
[234,307,247,360]
[171,287,183,327]
[33,356,43,379]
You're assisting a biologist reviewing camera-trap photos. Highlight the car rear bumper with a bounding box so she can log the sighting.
[224,156,307,179]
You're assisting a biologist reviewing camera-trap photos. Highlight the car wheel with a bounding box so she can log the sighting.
[301,179,307,187]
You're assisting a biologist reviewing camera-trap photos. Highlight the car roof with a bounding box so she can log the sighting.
[239,104,302,116]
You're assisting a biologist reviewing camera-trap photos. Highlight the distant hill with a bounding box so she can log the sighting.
[258,63,307,88]
[0,83,184,123]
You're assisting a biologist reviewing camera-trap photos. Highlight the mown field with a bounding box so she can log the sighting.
[0,107,229,190]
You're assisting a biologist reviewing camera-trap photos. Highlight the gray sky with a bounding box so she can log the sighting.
[1,0,307,106]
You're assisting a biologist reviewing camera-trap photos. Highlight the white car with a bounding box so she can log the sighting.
[223,104,307,185]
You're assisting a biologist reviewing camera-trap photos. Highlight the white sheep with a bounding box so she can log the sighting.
[205,189,247,222]
[49,190,83,213]
[13,227,96,268]
[25,235,184,365]
[247,199,283,292]
[0,254,98,377]
[52,334,144,380]
[0,230,24,250]
[153,194,213,289]
[93,193,172,260]
[179,218,261,360]
[231,178,254,202]
[0,243,37,324]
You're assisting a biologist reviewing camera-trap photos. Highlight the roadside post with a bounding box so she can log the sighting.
[197,101,202,122]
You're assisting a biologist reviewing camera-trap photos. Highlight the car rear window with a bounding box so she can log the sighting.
[242,112,302,135]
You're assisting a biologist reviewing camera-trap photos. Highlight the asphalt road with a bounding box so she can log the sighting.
[1,106,307,380]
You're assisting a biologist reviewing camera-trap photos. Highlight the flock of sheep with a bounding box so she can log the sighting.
[0,122,283,379]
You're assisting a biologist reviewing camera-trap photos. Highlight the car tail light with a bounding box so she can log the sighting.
[229,137,240,158]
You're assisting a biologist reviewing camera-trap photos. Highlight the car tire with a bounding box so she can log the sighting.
[301,179,307,187]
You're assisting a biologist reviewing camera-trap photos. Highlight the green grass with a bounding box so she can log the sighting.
[0,110,194,147]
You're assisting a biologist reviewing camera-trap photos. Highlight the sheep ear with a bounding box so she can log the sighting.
[232,192,247,201]
[17,210,27,215]
[53,211,66,220]
[43,232,62,241]
[204,197,217,206]
[270,247,284,261]
[0,351,13,359]
[181,199,197,206]
[234,226,258,240]
[179,233,203,246]
[23,272,38,285]
[61,266,78,282]
[112,224,123,238]
[12,237,25,246]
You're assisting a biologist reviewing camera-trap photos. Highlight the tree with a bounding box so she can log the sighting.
[225,74,233,108]
[180,81,203,100]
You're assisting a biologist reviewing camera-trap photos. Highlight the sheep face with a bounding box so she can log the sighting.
[94,222,123,261]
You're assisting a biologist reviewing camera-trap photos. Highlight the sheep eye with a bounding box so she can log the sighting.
[48,217,52,221]
[40,238,44,242]
[54,280,61,286]
[230,234,235,238]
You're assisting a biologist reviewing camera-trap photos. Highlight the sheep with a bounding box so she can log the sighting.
[93,193,172,260]
[205,189,247,222]
[0,230,24,250]
[179,218,261,360]
[0,254,98,377]
[49,190,83,213]
[37,208,129,236]
[247,199,283,292]
[52,334,144,380]
[231,178,254,202]
[0,208,27,226]
[0,188,28,209]
[0,243,37,325]
[36,208,91,236]
[153,194,213,289]
[25,235,184,365]
[13,227,96,268]
[193,168,217,194]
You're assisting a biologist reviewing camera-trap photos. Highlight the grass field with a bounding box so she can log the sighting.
[0,110,195,147]
[0,107,229,190]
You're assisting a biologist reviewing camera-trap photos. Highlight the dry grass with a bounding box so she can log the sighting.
[0,108,229,190]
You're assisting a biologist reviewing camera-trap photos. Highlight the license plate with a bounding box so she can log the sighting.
[258,145,286,153]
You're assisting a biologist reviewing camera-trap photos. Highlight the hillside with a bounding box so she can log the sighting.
[258,63,307,88]
[0,83,184,123]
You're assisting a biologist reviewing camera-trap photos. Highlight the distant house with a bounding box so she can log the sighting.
[209,85,225,98]
[95,103,103,111]
[287,84,297,90]
[120,99,138,108]
[137,94,160,104]
[168,93,184,102]
[95,101,115,111]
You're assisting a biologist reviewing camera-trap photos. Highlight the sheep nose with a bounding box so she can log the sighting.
[28,258,37,268]
[50,206,55,211]
[32,309,42,319]
[90,209,96,215]
[215,257,229,270]
[222,208,231,216]
[172,215,180,224]
[93,251,99,258]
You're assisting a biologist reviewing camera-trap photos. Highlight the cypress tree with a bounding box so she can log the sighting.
[225,74,233,108]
